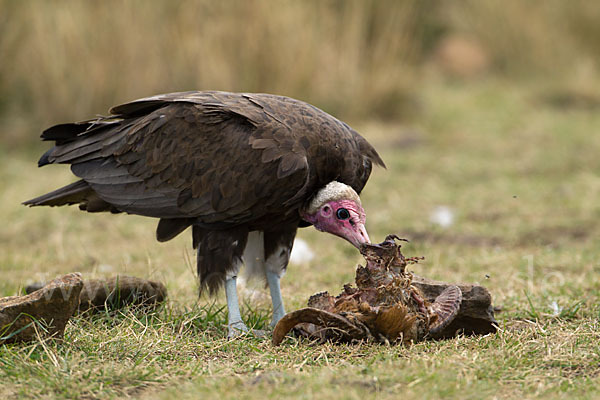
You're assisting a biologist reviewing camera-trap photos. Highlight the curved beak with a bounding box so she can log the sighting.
[346,222,371,248]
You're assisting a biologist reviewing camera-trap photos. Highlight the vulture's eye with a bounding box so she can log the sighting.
[336,208,350,220]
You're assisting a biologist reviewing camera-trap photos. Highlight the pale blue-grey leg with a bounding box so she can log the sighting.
[225,276,249,338]
[265,242,290,327]
[267,270,286,327]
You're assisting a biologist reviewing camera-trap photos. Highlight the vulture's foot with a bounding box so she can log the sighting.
[227,320,250,339]
[251,329,268,338]
[227,323,269,339]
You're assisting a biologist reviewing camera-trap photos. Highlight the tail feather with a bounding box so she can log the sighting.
[156,218,194,242]
[41,122,92,143]
[23,180,92,207]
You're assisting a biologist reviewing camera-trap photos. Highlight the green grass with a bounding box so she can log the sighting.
[1,80,600,399]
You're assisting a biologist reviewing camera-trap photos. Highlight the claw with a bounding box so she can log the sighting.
[227,321,249,339]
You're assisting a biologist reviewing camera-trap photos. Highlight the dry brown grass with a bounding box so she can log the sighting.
[0,0,421,147]
[1,0,599,149]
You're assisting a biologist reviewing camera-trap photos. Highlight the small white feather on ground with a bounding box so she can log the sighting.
[430,206,455,228]
[289,238,315,265]
[549,300,562,316]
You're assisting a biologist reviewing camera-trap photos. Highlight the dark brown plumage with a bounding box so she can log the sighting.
[24,91,385,297]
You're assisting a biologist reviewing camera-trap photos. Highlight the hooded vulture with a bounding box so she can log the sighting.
[24,91,385,337]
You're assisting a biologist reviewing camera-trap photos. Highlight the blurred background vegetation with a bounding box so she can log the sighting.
[1,0,599,150]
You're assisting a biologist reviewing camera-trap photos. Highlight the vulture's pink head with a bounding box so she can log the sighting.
[300,182,370,248]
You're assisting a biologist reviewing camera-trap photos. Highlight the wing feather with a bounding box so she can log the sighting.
[36,91,384,228]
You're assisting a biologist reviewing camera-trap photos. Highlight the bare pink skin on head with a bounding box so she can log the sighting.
[301,199,370,248]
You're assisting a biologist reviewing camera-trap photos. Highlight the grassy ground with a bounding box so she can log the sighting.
[1,80,599,399]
